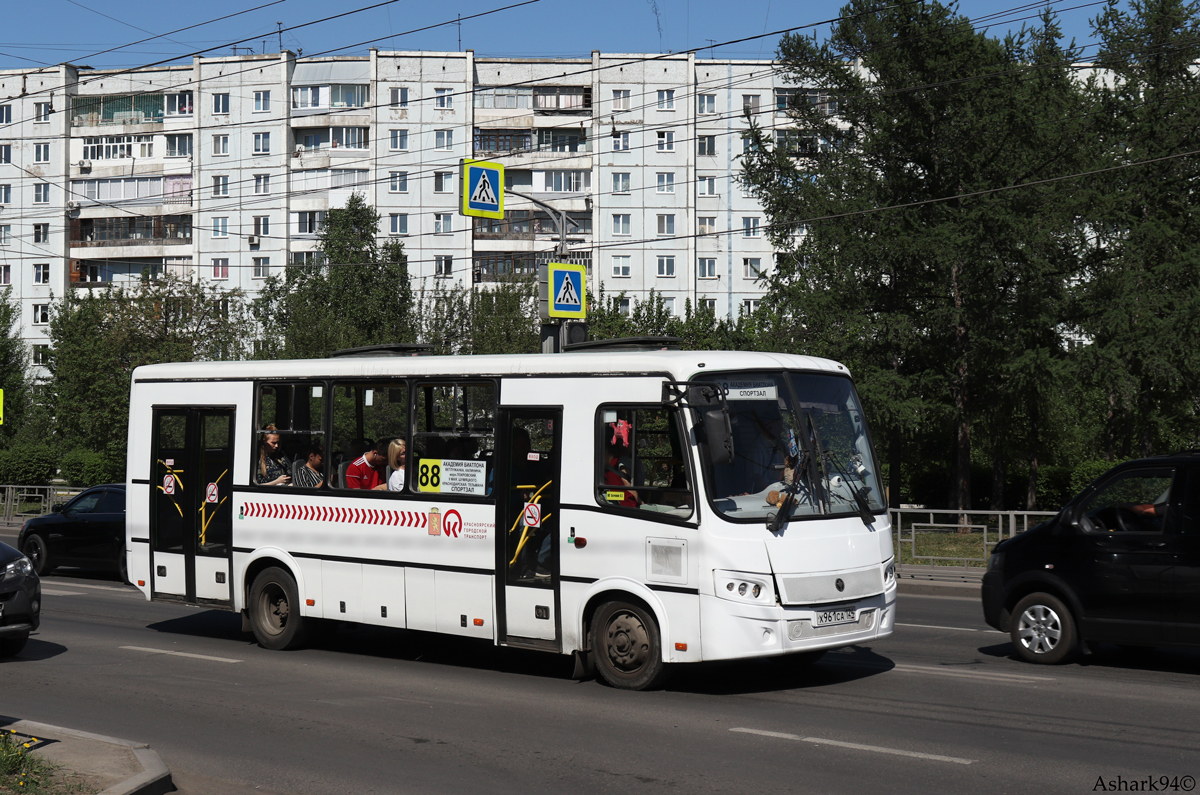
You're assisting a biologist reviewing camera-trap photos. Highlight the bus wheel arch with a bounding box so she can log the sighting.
[248,565,312,651]
[579,585,671,690]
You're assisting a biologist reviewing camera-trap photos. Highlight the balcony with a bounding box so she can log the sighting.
[70,215,192,247]
[71,94,166,128]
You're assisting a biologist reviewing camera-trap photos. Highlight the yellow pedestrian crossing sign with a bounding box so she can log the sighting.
[461,159,504,219]
[539,262,587,320]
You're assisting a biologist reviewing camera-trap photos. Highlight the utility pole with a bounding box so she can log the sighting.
[508,190,573,352]
[277,22,284,53]
[457,14,462,52]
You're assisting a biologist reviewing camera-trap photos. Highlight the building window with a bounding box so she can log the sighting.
[435,255,453,277]
[34,143,49,163]
[435,88,453,109]
[435,130,453,150]
[330,85,369,108]
[0,145,10,163]
[212,217,228,238]
[34,102,52,122]
[213,93,230,114]
[612,89,630,111]
[389,213,408,235]
[662,297,676,316]
[0,225,8,245]
[212,258,229,279]
[612,214,630,235]
[0,106,10,124]
[696,216,714,235]
[656,214,675,236]
[657,255,675,277]
[657,89,675,110]
[165,134,192,157]
[389,171,408,193]
[253,132,270,154]
[253,174,270,195]
[33,224,49,243]
[433,171,453,192]
[213,135,229,156]
[613,132,630,152]
[743,94,761,114]
[166,91,193,115]
[544,170,590,192]
[32,304,49,325]
[32,344,48,366]
[697,176,716,196]
[330,169,368,189]
[698,298,716,313]
[612,172,630,194]
[291,251,325,267]
[743,258,764,278]
[742,298,760,314]
[33,183,49,203]
[656,131,674,152]
[253,216,270,236]
[656,172,674,193]
[434,213,453,234]
[390,87,408,108]
[253,257,270,278]
[81,135,152,160]
[390,129,409,151]
[212,176,229,197]
[332,127,368,149]
[612,256,631,278]
[743,217,760,237]
[697,135,716,156]
[33,263,50,284]
[301,133,323,152]
[297,211,325,234]
[291,86,320,109]
[0,264,8,284]
[698,258,717,279]
[0,185,8,204]
[697,94,716,114]
[254,91,270,112]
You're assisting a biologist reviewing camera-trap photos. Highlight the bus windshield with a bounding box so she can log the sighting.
[702,371,885,522]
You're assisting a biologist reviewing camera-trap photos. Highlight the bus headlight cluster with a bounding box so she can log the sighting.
[714,571,773,604]
[882,560,896,585]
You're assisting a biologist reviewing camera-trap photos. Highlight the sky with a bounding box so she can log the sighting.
[0,0,1107,72]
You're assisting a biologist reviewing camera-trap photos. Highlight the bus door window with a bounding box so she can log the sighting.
[505,416,557,586]
[198,412,234,556]
[330,381,407,491]
[153,412,188,553]
[413,382,495,497]
[256,383,327,488]
[596,407,693,519]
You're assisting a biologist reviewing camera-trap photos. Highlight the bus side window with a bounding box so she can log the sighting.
[330,381,408,491]
[413,381,495,496]
[596,406,692,518]
[255,383,327,488]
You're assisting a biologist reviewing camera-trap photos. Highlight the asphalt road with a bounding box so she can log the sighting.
[2,551,1198,793]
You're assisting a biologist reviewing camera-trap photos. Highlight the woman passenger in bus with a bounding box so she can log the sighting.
[387,438,406,491]
[257,425,292,486]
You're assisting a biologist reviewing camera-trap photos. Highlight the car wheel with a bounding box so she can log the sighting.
[249,567,311,651]
[22,534,51,576]
[590,601,669,690]
[1011,592,1077,664]
[0,633,29,658]
[117,550,129,585]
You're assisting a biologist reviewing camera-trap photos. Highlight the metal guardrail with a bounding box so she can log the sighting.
[890,508,1059,571]
[0,485,85,524]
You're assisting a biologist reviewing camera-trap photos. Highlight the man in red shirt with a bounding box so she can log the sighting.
[345,440,388,490]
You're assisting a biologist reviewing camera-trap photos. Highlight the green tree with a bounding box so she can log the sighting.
[254,193,414,358]
[0,287,30,445]
[740,1,1088,509]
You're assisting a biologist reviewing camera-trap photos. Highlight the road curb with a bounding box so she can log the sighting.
[10,720,172,795]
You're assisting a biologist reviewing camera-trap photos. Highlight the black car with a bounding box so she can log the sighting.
[983,453,1200,663]
[18,485,127,583]
[0,540,40,657]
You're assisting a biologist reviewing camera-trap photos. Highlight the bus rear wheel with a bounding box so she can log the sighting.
[249,567,310,651]
[591,601,669,691]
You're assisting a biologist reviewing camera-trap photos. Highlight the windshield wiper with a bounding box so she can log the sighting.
[767,413,825,532]
[821,447,877,527]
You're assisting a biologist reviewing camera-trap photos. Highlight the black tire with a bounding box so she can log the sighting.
[590,601,669,690]
[1010,592,1077,665]
[117,549,129,585]
[249,567,310,651]
[22,534,51,577]
[0,633,29,658]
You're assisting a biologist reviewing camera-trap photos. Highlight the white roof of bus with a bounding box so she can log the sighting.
[132,350,849,382]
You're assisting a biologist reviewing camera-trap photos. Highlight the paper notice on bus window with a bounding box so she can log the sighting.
[417,458,488,495]
[720,379,778,400]
[606,490,626,502]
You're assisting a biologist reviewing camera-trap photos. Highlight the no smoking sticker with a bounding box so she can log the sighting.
[206,482,219,503]
[162,474,175,495]
[522,502,541,529]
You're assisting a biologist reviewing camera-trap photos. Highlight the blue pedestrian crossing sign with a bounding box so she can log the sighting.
[539,262,587,320]
[461,159,504,219]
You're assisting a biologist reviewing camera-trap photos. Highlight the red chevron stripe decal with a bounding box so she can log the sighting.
[421,512,428,528]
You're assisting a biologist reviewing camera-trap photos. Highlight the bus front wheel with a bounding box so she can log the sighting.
[249,567,310,651]
[590,601,669,690]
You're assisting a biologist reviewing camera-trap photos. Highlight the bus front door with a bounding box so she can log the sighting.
[497,409,562,648]
[150,408,235,606]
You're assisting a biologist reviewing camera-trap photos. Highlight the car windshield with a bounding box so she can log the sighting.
[700,371,885,521]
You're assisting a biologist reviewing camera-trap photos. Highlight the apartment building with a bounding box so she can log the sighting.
[0,50,806,353]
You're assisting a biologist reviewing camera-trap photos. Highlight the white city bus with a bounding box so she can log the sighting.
[126,347,896,689]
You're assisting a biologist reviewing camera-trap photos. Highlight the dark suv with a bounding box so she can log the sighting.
[983,454,1200,664]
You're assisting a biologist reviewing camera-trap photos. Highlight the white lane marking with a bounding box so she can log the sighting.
[731,728,975,765]
[896,622,979,632]
[891,663,1052,683]
[40,589,87,596]
[43,581,135,593]
[121,646,242,664]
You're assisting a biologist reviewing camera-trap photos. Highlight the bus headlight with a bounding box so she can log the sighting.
[882,559,896,585]
[714,571,773,604]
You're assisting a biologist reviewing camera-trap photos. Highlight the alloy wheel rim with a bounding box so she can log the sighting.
[1017,604,1062,654]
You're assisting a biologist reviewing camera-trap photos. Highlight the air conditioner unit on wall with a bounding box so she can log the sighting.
[247,236,259,245]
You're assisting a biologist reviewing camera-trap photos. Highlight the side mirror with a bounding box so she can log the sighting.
[51,503,64,513]
[703,408,734,465]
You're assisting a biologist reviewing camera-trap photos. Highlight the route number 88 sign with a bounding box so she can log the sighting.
[417,458,488,496]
